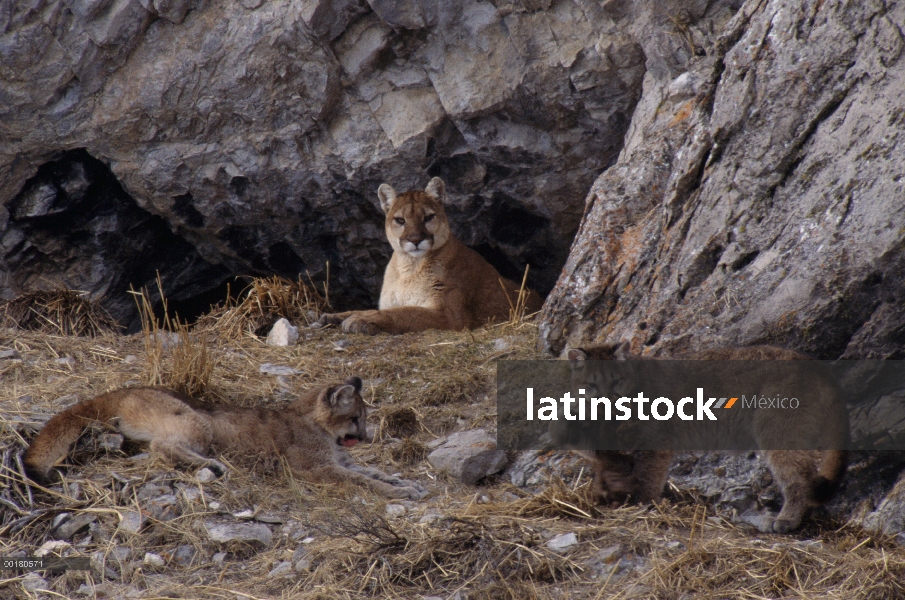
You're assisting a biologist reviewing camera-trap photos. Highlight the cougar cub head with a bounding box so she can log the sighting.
[378,177,451,258]
[565,342,636,399]
[316,376,370,447]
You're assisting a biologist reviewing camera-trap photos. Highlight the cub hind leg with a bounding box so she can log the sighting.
[587,450,673,504]
[115,394,223,474]
[761,450,820,533]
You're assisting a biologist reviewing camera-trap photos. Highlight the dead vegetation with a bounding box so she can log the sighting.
[0,289,118,337]
[1,293,905,599]
[195,275,327,339]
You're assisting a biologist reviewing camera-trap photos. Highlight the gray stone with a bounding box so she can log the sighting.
[117,511,146,534]
[427,429,507,485]
[547,532,578,552]
[21,573,49,593]
[144,494,179,521]
[259,363,302,376]
[268,560,294,578]
[54,356,76,368]
[195,467,217,483]
[0,349,19,359]
[861,476,905,535]
[169,545,198,567]
[206,521,274,546]
[53,513,98,541]
[385,503,406,517]
[266,318,299,347]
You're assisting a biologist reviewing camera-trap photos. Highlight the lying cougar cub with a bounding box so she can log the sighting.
[25,377,427,500]
[565,343,849,533]
[315,177,542,334]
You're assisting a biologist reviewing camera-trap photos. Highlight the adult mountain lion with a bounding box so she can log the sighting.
[24,377,427,500]
[562,343,850,533]
[314,177,543,334]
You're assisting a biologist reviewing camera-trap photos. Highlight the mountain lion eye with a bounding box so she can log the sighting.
[394,217,405,225]
[424,214,435,223]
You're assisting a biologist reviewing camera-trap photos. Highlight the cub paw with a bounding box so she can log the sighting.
[311,313,343,329]
[755,514,799,533]
[342,316,382,335]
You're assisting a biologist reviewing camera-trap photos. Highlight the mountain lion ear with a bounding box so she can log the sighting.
[378,184,397,213]
[566,348,588,361]
[344,376,363,392]
[425,177,445,201]
[329,384,356,410]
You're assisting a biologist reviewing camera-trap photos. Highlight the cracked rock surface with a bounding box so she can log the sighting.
[541,0,905,361]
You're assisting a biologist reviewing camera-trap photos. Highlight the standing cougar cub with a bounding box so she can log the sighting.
[563,343,849,533]
[25,377,427,500]
[314,177,542,334]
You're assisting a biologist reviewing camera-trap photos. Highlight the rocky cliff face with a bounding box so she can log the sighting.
[0,0,689,326]
[541,0,905,361]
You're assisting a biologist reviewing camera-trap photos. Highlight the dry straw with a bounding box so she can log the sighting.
[196,275,327,339]
[0,289,119,337]
[131,276,215,397]
[500,264,538,328]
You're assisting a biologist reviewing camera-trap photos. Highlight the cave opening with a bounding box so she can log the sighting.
[2,149,232,332]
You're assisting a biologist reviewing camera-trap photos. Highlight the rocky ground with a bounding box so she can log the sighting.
[2,310,905,599]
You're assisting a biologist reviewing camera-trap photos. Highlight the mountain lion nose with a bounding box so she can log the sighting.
[406,234,426,245]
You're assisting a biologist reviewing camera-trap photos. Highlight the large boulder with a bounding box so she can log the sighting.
[541,0,905,361]
[0,0,703,325]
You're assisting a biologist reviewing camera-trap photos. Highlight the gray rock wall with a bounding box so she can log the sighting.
[541,0,905,360]
[0,0,688,323]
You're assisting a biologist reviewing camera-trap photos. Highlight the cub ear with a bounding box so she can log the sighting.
[328,384,357,411]
[344,376,363,392]
[425,177,445,201]
[613,341,632,361]
[566,348,588,361]
[378,183,397,213]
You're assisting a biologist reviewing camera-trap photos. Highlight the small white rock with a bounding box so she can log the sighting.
[266,318,299,347]
[195,467,216,482]
[385,504,407,517]
[547,532,579,552]
[143,552,166,567]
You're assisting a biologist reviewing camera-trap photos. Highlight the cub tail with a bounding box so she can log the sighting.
[813,450,849,503]
[24,391,126,480]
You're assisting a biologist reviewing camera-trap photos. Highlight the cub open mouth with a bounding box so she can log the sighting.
[338,435,359,447]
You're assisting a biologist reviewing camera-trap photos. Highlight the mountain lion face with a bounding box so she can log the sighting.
[315,376,371,448]
[378,181,451,258]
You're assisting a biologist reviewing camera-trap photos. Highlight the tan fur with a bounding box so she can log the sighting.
[24,378,427,500]
[564,343,850,533]
[315,177,543,334]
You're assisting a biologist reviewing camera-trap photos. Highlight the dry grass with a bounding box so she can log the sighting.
[132,281,216,397]
[2,314,905,599]
[501,265,537,326]
[0,289,119,337]
[196,276,327,339]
